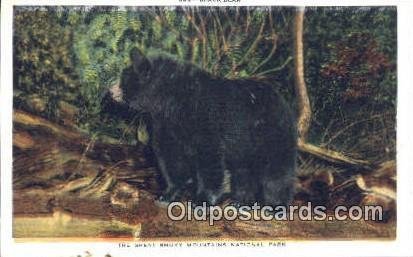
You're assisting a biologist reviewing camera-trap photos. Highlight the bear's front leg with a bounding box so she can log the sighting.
[151,123,195,203]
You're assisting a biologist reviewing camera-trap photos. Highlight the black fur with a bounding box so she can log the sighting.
[108,48,297,206]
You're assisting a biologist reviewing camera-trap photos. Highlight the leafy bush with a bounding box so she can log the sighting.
[14,7,79,121]
[304,7,396,160]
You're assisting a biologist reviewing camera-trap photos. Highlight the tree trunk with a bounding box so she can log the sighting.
[294,6,312,143]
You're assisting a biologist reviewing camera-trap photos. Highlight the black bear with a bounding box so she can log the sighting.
[105,48,297,206]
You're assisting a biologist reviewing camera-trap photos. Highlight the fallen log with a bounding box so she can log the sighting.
[298,141,373,171]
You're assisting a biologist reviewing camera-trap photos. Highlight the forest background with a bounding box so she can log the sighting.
[13,6,396,164]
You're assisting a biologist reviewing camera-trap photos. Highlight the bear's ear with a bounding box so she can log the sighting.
[130,47,150,74]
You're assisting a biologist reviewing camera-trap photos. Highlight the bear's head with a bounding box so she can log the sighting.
[119,47,153,111]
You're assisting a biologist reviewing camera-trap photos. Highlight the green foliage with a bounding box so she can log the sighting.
[73,10,133,130]
[13,8,79,121]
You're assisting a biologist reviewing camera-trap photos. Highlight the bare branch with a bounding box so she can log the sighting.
[251,12,278,74]
[238,19,266,66]
[253,56,293,78]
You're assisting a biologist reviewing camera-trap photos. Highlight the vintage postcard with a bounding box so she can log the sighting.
[1,0,412,257]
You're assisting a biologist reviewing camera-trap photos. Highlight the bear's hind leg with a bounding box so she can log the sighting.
[195,150,228,205]
[261,161,296,207]
[230,167,260,206]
